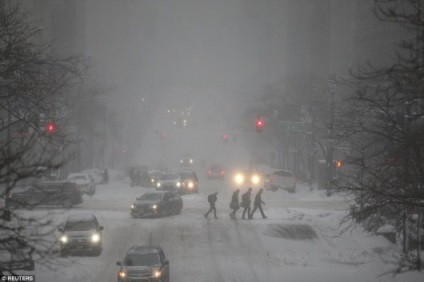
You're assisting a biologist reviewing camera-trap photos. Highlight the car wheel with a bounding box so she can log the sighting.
[92,248,102,257]
[62,199,73,209]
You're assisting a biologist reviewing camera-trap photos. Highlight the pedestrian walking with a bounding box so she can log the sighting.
[229,189,240,219]
[241,187,253,219]
[205,192,218,219]
[250,188,267,219]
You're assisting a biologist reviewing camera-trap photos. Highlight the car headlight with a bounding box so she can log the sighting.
[188,181,194,188]
[152,204,157,209]
[131,204,135,209]
[234,173,244,185]
[176,182,181,187]
[151,178,155,183]
[60,235,68,244]
[180,160,183,163]
[251,174,260,185]
[118,270,127,278]
[91,233,100,243]
[189,159,193,164]
[152,269,161,278]
[157,182,161,187]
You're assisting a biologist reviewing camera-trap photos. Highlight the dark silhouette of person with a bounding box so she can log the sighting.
[241,187,253,219]
[250,188,267,219]
[205,192,218,219]
[229,189,240,219]
[103,169,109,184]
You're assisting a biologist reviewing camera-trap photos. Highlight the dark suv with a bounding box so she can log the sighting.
[117,246,169,282]
[6,181,83,209]
[58,214,104,256]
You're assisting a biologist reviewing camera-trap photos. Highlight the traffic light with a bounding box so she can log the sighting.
[46,122,56,134]
[336,160,342,168]
[256,119,264,132]
[222,133,228,143]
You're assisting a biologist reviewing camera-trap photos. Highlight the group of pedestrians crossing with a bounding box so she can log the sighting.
[204,187,267,220]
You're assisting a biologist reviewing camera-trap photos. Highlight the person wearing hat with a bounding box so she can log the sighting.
[205,192,219,219]
[250,188,267,219]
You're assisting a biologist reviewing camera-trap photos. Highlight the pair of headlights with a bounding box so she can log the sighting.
[131,204,158,209]
[118,269,161,279]
[60,233,100,244]
[233,173,261,185]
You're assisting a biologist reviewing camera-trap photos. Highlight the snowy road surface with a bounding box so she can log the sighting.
[29,177,424,282]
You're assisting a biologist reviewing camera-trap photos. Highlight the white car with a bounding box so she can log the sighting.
[82,169,104,184]
[66,173,96,196]
[268,170,296,193]
[156,173,182,191]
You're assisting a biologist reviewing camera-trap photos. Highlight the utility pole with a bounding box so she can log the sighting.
[327,73,336,196]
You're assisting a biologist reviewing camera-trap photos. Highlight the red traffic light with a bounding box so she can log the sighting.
[46,123,56,134]
[222,134,228,140]
[256,119,264,132]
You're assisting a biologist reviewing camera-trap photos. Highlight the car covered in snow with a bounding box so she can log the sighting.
[6,181,83,209]
[268,169,296,193]
[66,172,96,195]
[58,214,104,257]
[117,246,169,282]
[130,191,182,218]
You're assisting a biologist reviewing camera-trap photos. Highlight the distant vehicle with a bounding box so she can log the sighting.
[0,236,35,271]
[117,246,170,282]
[148,170,163,187]
[58,214,104,257]
[82,168,105,184]
[66,172,96,195]
[232,170,263,187]
[207,165,225,180]
[178,171,198,194]
[268,169,297,193]
[156,173,181,191]
[130,191,183,218]
[6,181,83,209]
[179,155,194,167]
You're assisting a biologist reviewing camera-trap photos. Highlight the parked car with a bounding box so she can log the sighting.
[58,214,104,256]
[268,169,297,193]
[130,191,183,218]
[156,173,181,191]
[82,168,105,184]
[178,171,198,194]
[207,165,225,180]
[66,172,96,195]
[0,236,35,271]
[6,181,83,209]
[117,246,170,282]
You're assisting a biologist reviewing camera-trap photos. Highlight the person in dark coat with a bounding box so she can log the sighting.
[205,192,218,219]
[250,188,267,219]
[229,189,240,219]
[241,187,253,219]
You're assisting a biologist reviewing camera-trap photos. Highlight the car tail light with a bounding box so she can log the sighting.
[208,170,211,174]
[221,170,224,175]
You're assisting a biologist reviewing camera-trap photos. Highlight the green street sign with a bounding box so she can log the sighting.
[279,121,308,132]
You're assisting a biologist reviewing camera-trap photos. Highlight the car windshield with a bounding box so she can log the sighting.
[124,253,160,266]
[179,172,194,179]
[65,220,95,231]
[139,193,163,201]
[161,174,179,180]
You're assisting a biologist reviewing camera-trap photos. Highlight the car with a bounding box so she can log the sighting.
[207,165,225,180]
[231,170,263,187]
[178,171,198,194]
[179,154,194,167]
[82,168,105,184]
[6,181,83,209]
[66,172,96,195]
[148,170,163,187]
[130,191,183,218]
[0,236,35,271]
[268,169,297,193]
[58,214,104,257]
[156,173,182,191]
[117,246,170,282]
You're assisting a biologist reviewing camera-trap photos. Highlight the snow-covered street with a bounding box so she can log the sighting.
[29,177,423,282]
